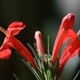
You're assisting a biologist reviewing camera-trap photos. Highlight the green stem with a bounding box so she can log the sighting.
[13,73,20,80]
[44,69,52,80]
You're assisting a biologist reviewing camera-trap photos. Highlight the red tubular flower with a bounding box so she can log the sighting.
[52,13,75,64]
[57,30,80,78]
[0,21,37,69]
[35,31,45,56]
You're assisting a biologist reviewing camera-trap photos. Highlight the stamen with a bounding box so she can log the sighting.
[0,26,9,37]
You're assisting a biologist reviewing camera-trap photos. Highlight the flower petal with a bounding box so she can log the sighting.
[60,13,75,30]
[7,21,25,35]
[0,49,11,59]
[70,48,79,58]
[57,52,70,77]
[63,29,77,44]
[60,38,80,63]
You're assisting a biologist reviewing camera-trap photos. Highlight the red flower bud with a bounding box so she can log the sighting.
[35,31,45,56]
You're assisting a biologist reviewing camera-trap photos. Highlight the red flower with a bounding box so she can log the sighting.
[51,13,80,79]
[35,31,45,56]
[58,29,80,76]
[52,13,75,64]
[0,21,37,69]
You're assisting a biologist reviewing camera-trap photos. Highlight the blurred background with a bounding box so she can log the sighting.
[0,0,80,80]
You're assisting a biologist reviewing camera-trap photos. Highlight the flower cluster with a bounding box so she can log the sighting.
[0,13,80,80]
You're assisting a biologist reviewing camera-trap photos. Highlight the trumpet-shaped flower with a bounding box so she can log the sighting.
[0,21,37,69]
[57,29,80,77]
[52,13,75,64]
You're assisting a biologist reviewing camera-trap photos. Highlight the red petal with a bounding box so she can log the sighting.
[0,49,11,59]
[58,52,70,76]
[7,21,25,35]
[60,38,80,61]
[63,29,77,44]
[60,38,80,67]
[60,13,75,30]
[70,48,79,58]
[0,37,9,50]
